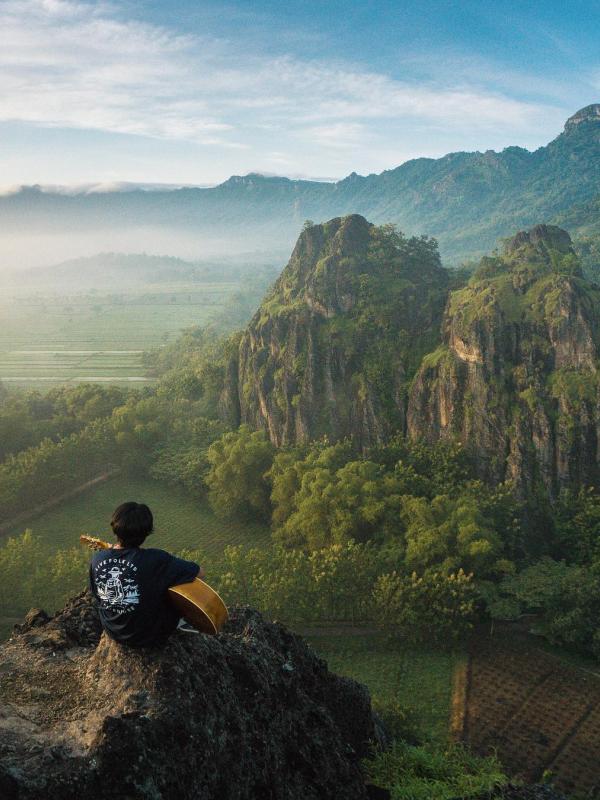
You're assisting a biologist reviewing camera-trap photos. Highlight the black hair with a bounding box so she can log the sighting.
[111,502,153,548]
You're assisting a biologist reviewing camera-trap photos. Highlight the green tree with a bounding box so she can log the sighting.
[274,458,407,549]
[206,425,275,520]
[553,487,600,564]
[373,569,476,646]
[309,540,379,622]
[402,493,510,578]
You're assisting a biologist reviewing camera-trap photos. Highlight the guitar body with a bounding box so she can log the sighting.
[168,579,228,635]
[80,535,228,635]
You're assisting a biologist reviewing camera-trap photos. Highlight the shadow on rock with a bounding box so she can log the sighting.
[0,593,375,799]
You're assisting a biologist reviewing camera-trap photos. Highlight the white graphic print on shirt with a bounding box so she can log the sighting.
[94,558,140,614]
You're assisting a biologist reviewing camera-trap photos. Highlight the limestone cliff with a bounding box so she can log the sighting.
[407,225,600,495]
[220,217,600,495]
[222,214,448,448]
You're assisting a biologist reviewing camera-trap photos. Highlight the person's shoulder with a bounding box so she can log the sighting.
[91,549,111,564]
[141,547,173,561]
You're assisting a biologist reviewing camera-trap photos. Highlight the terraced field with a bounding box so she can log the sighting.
[462,625,600,798]
[0,283,240,389]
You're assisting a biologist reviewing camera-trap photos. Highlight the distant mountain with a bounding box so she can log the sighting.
[2,104,600,266]
[0,252,279,289]
[9,253,201,288]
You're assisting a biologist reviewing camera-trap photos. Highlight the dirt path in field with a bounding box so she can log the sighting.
[0,468,121,539]
[455,624,600,798]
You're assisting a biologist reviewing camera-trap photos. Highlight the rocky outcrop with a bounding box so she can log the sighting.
[563,103,600,132]
[221,214,448,448]
[407,224,600,495]
[0,593,375,800]
[221,217,600,495]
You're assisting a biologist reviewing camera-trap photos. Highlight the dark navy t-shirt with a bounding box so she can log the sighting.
[89,547,200,647]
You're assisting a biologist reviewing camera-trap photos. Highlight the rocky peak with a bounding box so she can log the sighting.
[282,214,373,313]
[408,223,600,495]
[504,224,574,257]
[223,214,448,447]
[501,225,580,281]
[564,103,600,132]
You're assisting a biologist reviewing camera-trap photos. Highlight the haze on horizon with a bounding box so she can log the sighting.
[2,0,600,269]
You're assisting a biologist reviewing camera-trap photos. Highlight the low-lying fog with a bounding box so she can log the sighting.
[0,227,290,273]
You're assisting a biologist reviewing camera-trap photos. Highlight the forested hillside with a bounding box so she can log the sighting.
[221,215,600,496]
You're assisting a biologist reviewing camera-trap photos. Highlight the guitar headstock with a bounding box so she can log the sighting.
[80,534,112,551]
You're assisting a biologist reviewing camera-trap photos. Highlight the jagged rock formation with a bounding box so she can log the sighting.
[222,214,448,447]
[0,594,374,800]
[408,224,600,495]
[222,216,600,496]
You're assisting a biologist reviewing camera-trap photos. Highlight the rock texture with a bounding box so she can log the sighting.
[222,214,448,448]
[408,224,600,495]
[0,593,374,800]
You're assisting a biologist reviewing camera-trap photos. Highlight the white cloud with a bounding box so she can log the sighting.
[0,0,568,153]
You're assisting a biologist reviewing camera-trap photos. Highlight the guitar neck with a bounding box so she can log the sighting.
[80,535,112,551]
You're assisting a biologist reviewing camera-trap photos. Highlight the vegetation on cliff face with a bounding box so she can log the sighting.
[222,214,600,498]
[223,214,448,448]
[408,224,600,496]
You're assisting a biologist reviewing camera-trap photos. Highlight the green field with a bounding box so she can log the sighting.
[0,474,270,638]
[0,283,240,389]
[305,633,457,743]
[6,473,271,568]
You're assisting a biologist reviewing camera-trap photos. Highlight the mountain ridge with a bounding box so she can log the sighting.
[3,105,600,266]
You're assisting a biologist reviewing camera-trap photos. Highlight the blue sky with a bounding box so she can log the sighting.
[2,0,599,188]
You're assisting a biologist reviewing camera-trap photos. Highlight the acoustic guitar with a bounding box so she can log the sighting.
[80,535,229,635]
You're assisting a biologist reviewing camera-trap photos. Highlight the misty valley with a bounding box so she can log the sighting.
[0,255,278,390]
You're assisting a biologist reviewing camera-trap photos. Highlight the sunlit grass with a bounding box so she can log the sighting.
[304,632,458,744]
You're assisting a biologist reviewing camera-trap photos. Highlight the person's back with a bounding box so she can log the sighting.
[89,501,202,647]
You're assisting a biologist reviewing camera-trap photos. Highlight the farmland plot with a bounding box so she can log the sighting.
[0,283,240,389]
[4,474,271,566]
[462,625,600,797]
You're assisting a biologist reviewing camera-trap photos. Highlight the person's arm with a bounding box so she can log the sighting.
[163,553,203,588]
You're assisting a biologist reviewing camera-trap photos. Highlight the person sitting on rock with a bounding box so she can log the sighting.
[89,501,204,647]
